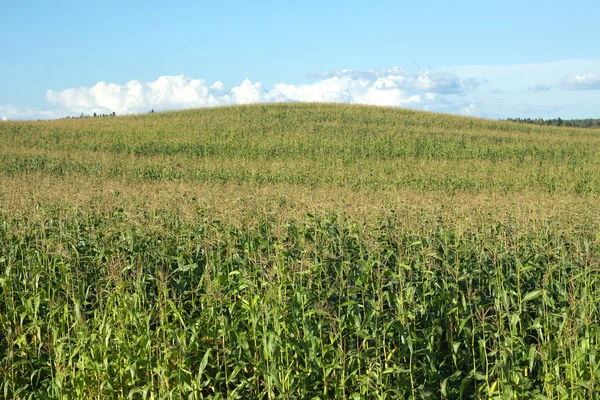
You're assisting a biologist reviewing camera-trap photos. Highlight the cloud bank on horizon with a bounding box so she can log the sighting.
[42,68,480,118]
[2,60,600,121]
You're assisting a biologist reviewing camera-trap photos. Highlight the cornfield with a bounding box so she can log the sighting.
[1,103,599,399]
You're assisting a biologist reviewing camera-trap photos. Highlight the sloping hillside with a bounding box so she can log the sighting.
[1,103,600,194]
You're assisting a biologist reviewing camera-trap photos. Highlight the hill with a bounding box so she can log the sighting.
[1,103,600,398]
[2,103,600,194]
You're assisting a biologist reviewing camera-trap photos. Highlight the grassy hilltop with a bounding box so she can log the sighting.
[1,103,600,399]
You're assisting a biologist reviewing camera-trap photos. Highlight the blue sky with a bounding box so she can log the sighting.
[2,0,600,120]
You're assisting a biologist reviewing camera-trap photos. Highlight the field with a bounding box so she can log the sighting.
[1,103,600,399]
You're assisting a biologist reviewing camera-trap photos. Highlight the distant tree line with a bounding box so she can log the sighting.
[61,110,156,119]
[61,112,117,119]
[505,117,600,128]
[87,112,116,118]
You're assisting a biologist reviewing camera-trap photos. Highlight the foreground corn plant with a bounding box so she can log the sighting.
[1,208,599,399]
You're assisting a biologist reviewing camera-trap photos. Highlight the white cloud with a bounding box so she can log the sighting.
[313,68,481,95]
[1,116,7,121]
[40,68,478,117]
[274,77,355,103]
[45,75,237,114]
[560,73,600,90]
[230,79,287,104]
[459,103,480,116]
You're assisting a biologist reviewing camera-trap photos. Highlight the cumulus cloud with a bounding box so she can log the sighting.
[46,76,235,114]
[273,74,423,106]
[313,68,482,95]
[560,73,600,90]
[44,76,292,115]
[41,68,481,117]
[459,103,481,116]
[231,79,288,104]
[1,116,7,121]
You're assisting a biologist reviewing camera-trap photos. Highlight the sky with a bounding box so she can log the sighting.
[1,0,600,121]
